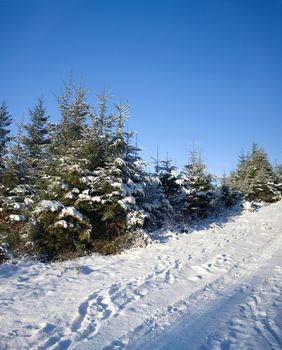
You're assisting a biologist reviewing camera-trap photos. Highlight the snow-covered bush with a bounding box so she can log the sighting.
[30,200,92,256]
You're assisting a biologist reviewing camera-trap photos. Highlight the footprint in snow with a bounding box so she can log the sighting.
[80,266,95,275]
[41,323,56,333]
[54,339,72,350]
[165,271,175,284]
[188,275,202,281]
[192,265,209,275]
[17,276,30,282]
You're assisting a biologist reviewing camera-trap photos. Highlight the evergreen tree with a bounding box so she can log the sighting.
[219,173,239,208]
[22,98,50,181]
[56,83,91,149]
[142,148,172,228]
[0,102,12,175]
[142,173,170,229]
[274,165,282,193]
[151,147,161,175]
[275,164,282,177]
[0,121,35,238]
[30,99,146,256]
[180,149,214,219]
[2,122,28,188]
[231,144,280,203]
[96,103,146,235]
[30,152,93,256]
[158,155,182,216]
[79,92,116,170]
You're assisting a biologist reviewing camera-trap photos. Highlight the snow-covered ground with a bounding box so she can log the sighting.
[1,201,282,350]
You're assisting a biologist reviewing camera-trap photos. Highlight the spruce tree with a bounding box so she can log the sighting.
[180,149,214,219]
[0,120,34,251]
[30,148,93,256]
[274,165,282,193]
[79,92,115,170]
[29,84,93,256]
[142,148,171,228]
[94,103,146,237]
[22,98,50,182]
[158,155,182,216]
[30,97,146,256]
[56,83,91,149]
[0,102,12,175]
[219,173,238,208]
[142,173,170,229]
[231,144,280,202]
[151,147,161,175]
[2,122,28,187]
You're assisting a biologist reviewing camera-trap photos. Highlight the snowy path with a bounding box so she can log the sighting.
[129,236,282,350]
[0,201,282,350]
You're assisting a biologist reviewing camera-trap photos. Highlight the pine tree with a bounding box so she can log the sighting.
[142,173,170,229]
[158,155,182,216]
[180,149,214,219]
[0,102,12,175]
[30,148,93,256]
[22,98,50,182]
[231,143,280,202]
[151,147,161,175]
[79,92,116,170]
[2,122,28,188]
[56,83,91,149]
[96,103,146,236]
[219,173,239,208]
[0,121,35,229]
[274,165,282,193]
[142,148,172,228]
[0,117,35,252]
[30,99,146,256]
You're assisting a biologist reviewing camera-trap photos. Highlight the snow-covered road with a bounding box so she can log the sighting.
[0,201,282,350]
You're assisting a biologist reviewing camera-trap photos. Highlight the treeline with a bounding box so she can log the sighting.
[0,84,281,260]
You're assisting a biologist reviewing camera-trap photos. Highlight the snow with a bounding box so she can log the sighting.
[36,200,63,213]
[242,201,261,212]
[126,211,145,228]
[59,207,85,222]
[12,202,25,210]
[1,201,282,350]
[65,192,75,199]
[54,220,68,229]
[24,198,34,206]
[91,196,102,203]
[9,214,26,222]
[122,196,136,204]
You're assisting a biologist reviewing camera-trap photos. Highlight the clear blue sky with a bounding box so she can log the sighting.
[1,0,282,175]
